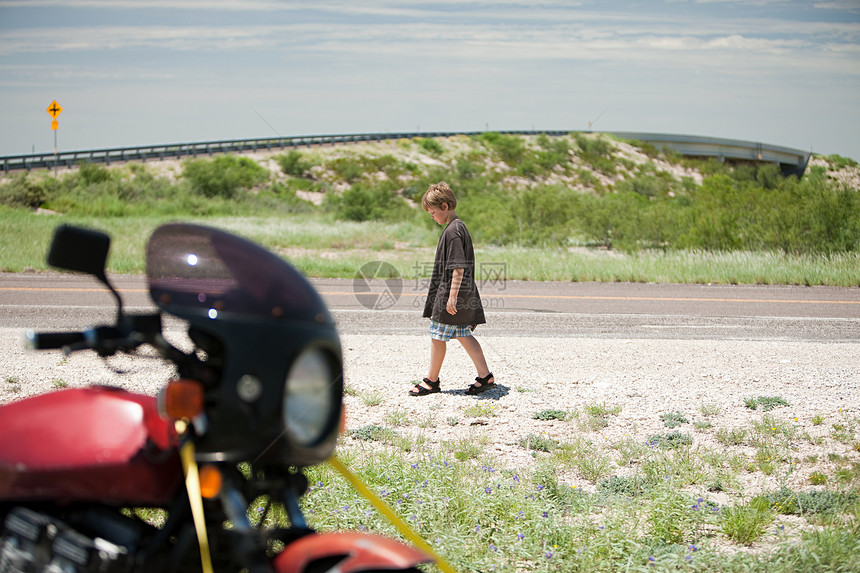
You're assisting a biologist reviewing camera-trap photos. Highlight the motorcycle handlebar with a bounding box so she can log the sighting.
[25,315,163,357]
[25,330,87,350]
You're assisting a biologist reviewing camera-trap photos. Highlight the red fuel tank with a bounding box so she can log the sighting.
[0,387,181,505]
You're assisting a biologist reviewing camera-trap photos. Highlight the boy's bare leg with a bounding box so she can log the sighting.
[424,339,446,386]
[411,339,446,394]
[457,336,494,386]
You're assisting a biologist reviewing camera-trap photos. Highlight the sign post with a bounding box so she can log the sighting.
[46,100,63,174]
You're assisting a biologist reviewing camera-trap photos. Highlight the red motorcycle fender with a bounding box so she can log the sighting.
[273,531,434,573]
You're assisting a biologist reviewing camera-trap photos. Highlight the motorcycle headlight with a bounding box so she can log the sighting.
[283,347,340,447]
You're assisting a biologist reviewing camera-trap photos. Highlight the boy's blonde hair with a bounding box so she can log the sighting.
[422,181,457,211]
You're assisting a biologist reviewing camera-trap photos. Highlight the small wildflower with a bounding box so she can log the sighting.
[545,551,553,559]
[485,487,492,494]
[542,511,549,518]
[689,545,697,552]
[490,544,498,552]
[517,533,525,540]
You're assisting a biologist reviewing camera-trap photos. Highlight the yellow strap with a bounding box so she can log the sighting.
[177,421,214,573]
[328,456,458,573]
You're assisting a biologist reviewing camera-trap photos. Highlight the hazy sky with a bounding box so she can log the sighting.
[1,0,858,160]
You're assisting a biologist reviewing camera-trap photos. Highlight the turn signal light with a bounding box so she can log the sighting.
[198,464,223,499]
[160,379,205,420]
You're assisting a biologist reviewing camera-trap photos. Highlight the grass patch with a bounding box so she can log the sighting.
[744,396,791,411]
[716,427,749,447]
[763,487,860,516]
[3,208,859,285]
[532,409,569,421]
[518,433,559,453]
[574,403,622,432]
[720,497,774,545]
[660,411,690,428]
[463,403,497,418]
[647,431,694,450]
[269,416,860,572]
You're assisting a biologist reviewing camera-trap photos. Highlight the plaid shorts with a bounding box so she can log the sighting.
[430,320,473,342]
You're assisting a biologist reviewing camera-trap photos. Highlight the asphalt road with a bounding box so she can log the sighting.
[1,273,858,342]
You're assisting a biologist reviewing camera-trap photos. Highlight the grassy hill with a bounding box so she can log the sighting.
[1,133,858,285]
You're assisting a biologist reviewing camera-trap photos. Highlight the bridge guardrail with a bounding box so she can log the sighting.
[1,130,809,176]
[0,131,557,174]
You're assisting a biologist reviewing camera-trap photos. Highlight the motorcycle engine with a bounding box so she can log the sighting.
[0,507,136,573]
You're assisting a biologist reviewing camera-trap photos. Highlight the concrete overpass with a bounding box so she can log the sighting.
[609,132,812,177]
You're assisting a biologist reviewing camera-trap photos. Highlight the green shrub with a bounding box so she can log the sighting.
[259,182,316,213]
[579,191,650,251]
[182,155,269,199]
[824,153,859,170]
[0,174,51,208]
[77,161,113,185]
[505,185,585,246]
[276,150,312,177]
[476,132,527,166]
[574,133,612,158]
[326,182,412,222]
[417,137,445,155]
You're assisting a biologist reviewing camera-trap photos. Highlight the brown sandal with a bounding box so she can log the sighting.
[409,377,441,396]
[466,372,495,395]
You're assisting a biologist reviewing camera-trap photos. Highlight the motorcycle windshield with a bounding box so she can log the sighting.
[145,223,329,324]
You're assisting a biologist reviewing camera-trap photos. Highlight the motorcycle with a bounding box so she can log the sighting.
[0,223,439,573]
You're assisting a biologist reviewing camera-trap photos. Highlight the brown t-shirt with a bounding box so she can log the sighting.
[422,216,486,326]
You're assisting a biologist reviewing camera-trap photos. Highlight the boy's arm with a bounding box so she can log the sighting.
[446,267,464,315]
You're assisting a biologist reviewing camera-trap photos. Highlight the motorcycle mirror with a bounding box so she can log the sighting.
[48,225,111,280]
[47,224,124,318]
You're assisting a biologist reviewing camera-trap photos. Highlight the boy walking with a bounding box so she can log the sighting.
[409,182,496,396]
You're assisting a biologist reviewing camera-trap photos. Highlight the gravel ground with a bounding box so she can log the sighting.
[339,334,860,492]
[4,325,858,501]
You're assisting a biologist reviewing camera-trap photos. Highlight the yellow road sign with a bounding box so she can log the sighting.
[51,120,59,131]
[47,100,63,119]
